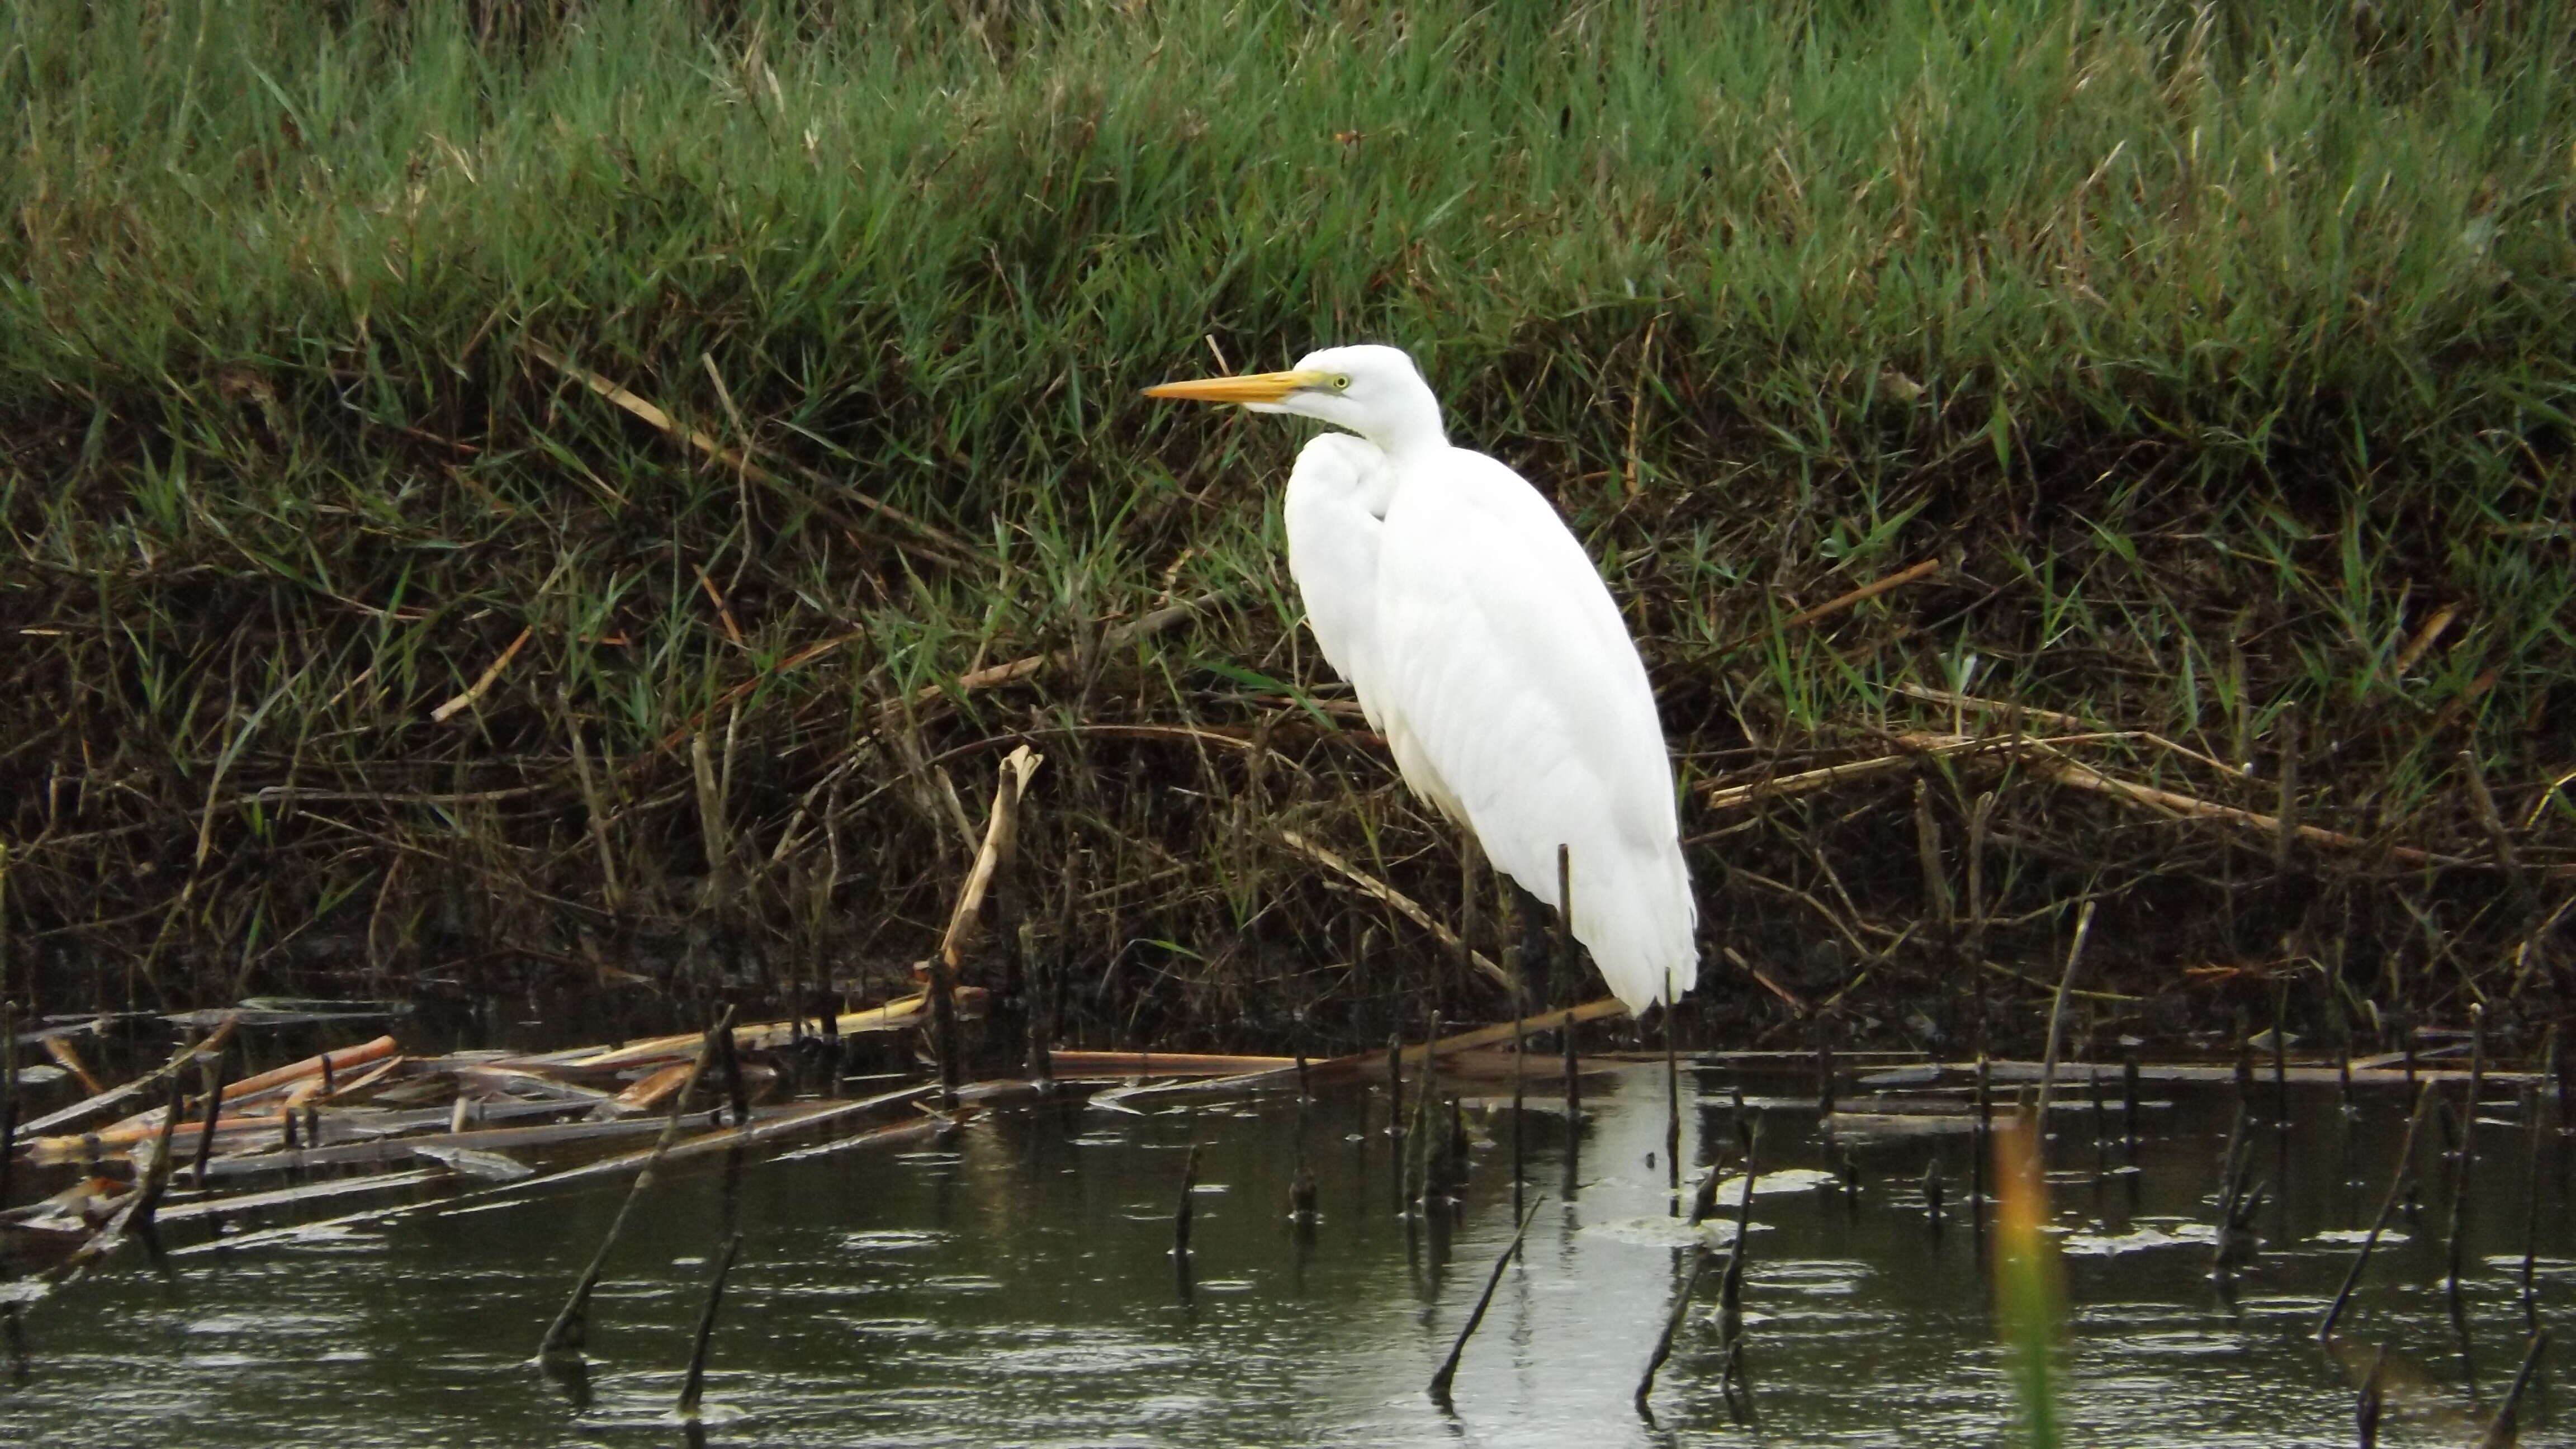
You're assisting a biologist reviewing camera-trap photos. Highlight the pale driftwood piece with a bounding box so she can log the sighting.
[537,989,983,1072]
[936,746,1044,971]
[151,1167,452,1224]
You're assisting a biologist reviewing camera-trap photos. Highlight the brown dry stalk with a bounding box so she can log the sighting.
[550,989,987,1071]
[1703,732,2011,811]
[2014,746,2488,872]
[1895,683,2247,776]
[22,1013,244,1135]
[2392,601,2461,675]
[1711,724,2566,880]
[1274,828,1514,992]
[75,1035,400,1146]
[1735,557,1940,647]
[1048,1050,1301,1076]
[430,627,533,723]
[906,596,1220,713]
[523,339,972,559]
[1366,997,1630,1068]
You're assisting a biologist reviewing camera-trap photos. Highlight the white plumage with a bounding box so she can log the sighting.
[1147,344,1696,1015]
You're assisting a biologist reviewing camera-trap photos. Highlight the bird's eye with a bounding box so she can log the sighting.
[1330,374,1352,391]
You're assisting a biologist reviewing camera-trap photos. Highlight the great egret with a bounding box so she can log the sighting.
[1145,344,1696,1014]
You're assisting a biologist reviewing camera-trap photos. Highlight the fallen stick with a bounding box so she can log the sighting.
[72,1035,401,1147]
[1734,559,1939,647]
[169,1084,1009,1258]
[20,1013,244,1137]
[1276,830,1514,992]
[538,1009,728,1361]
[2319,1082,2435,1342]
[2482,1329,2551,1448]
[151,1166,452,1225]
[1431,1195,1544,1407]
[542,991,984,1072]
[2019,747,2482,872]
[429,627,533,724]
[1050,1050,1300,1078]
[1703,732,2017,811]
[525,340,972,560]
[1894,684,2246,777]
[675,1232,745,1419]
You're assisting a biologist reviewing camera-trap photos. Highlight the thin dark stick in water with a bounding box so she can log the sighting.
[927,959,962,1109]
[538,1007,732,1361]
[1665,978,1682,1199]
[0,1005,15,1206]
[127,1077,186,1241]
[189,1048,229,1186]
[1717,1114,1762,1424]
[1387,1031,1406,1217]
[2271,977,2290,1129]
[1429,1195,1543,1407]
[2446,1005,2485,1327]
[1408,1014,1441,1211]
[1633,1240,1710,1416]
[1500,879,1526,1221]
[1173,1142,1202,1257]
[2550,1022,2568,1123]
[1557,845,1579,1117]
[2123,1048,2141,1153]
[2521,1080,2546,1335]
[2356,1346,2385,1449]
[1510,1015,1526,1220]
[2319,1082,2435,1342]
[2480,1329,2550,1448]
[1816,1027,1835,1117]
[2089,1065,2107,1176]
[674,1230,744,1419]
[0,1001,15,1213]
[1688,1162,1726,1226]
[2340,1029,2356,1119]
[2034,901,2097,1121]
[1290,1118,1318,1227]
[1972,1055,1991,1226]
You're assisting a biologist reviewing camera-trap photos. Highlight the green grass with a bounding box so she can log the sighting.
[1,0,2570,1045]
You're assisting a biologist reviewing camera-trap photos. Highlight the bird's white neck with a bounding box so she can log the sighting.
[1347,389,1447,463]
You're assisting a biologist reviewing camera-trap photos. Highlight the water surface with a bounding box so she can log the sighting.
[6,1062,2565,1445]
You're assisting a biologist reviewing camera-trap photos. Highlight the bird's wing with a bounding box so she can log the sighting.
[1281,433,1391,729]
[1374,448,1696,1012]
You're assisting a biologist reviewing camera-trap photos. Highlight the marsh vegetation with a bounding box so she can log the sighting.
[2,0,2571,1062]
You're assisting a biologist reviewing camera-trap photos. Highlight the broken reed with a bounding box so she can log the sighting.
[3,0,2573,1048]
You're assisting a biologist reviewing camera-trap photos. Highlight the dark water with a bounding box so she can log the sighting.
[5,1062,2567,1446]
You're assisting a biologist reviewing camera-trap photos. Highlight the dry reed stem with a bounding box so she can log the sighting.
[2393,602,2461,675]
[21,1014,244,1135]
[1275,829,1514,992]
[937,745,1044,971]
[1733,558,1939,647]
[546,990,983,1069]
[523,339,971,558]
[429,627,533,723]
[1894,684,2247,776]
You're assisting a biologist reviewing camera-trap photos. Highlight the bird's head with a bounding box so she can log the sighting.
[1145,343,1445,456]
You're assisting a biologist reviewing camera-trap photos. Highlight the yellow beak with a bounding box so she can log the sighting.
[1142,368,1327,404]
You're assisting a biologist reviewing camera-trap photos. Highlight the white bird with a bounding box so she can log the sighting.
[1145,344,1696,1015]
